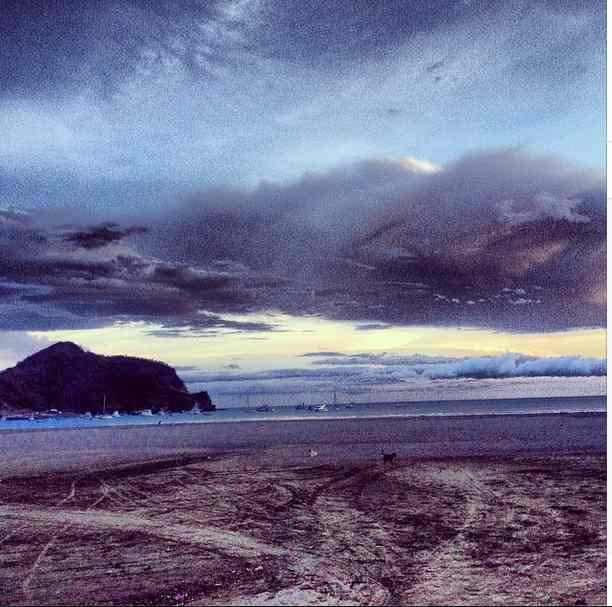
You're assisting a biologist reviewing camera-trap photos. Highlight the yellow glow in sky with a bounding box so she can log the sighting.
[30,313,606,372]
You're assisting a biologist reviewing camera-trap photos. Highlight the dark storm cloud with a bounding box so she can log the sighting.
[0,208,277,331]
[64,223,149,249]
[145,314,275,338]
[0,148,605,333]
[354,323,393,331]
[145,148,605,332]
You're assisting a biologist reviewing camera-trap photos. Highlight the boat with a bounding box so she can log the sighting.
[295,403,307,410]
[111,410,120,418]
[256,405,274,413]
[139,409,154,416]
[309,403,328,412]
[95,395,114,419]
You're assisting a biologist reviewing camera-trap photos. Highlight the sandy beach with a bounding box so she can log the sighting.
[0,413,606,606]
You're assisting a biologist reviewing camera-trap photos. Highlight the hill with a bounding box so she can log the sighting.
[0,342,214,414]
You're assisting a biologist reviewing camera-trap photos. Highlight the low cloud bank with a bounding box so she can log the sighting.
[182,353,606,393]
[421,353,606,380]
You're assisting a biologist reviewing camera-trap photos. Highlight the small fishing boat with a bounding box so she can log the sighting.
[256,405,274,412]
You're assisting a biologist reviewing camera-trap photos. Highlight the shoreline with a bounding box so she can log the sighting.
[0,408,605,436]
[0,411,605,480]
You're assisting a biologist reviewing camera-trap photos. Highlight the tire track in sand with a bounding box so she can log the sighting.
[21,481,109,601]
[0,480,76,548]
[1,503,289,560]
[398,466,494,606]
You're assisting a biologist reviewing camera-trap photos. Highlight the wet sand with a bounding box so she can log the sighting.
[0,413,606,605]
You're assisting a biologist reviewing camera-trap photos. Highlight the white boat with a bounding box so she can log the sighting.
[111,410,120,418]
[96,414,113,420]
[309,403,328,412]
[139,409,154,416]
[83,411,92,418]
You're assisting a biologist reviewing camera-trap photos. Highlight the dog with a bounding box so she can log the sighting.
[381,449,397,465]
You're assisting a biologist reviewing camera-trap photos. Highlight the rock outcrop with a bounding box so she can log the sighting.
[0,342,215,414]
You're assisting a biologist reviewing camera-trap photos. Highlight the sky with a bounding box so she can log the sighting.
[0,0,606,405]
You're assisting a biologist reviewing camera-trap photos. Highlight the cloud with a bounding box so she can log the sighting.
[393,156,443,174]
[143,148,604,332]
[145,314,276,338]
[305,353,457,366]
[354,323,393,331]
[186,353,606,384]
[426,60,445,72]
[0,0,261,99]
[301,351,348,358]
[0,147,605,333]
[0,0,603,192]
[422,353,606,380]
[64,223,149,249]
[179,351,606,401]
[0,207,279,332]
[497,193,591,225]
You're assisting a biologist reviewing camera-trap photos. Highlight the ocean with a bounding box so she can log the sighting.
[0,394,605,431]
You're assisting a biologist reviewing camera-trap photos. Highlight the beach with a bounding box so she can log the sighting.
[0,413,606,605]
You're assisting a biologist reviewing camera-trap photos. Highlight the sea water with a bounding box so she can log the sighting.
[0,394,605,431]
